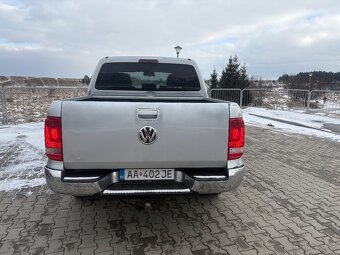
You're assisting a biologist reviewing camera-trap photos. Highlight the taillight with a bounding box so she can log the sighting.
[228,117,245,160]
[138,59,159,63]
[45,116,63,161]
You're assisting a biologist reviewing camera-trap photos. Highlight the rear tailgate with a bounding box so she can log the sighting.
[62,100,229,169]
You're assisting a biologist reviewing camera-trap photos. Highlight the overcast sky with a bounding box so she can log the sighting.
[1,0,340,79]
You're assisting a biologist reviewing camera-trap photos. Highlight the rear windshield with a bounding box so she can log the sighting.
[95,62,201,91]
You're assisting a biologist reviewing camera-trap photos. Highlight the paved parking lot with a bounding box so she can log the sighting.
[0,125,340,255]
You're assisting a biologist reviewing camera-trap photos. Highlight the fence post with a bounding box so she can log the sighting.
[0,91,3,125]
[2,91,8,125]
[306,91,311,113]
[240,89,243,107]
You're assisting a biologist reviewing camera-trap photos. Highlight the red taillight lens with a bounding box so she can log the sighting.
[138,59,159,63]
[228,117,245,160]
[45,116,63,161]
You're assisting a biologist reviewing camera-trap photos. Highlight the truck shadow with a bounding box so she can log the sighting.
[69,194,224,252]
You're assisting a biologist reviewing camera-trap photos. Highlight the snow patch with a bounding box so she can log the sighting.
[0,122,44,150]
[0,122,45,191]
[0,178,46,192]
[243,107,340,142]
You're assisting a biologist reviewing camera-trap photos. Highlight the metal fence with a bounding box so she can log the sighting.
[309,90,340,116]
[241,89,274,108]
[275,89,309,110]
[210,88,340,117]
[74,87,88,97]
[0,87,339,125]
[210,89,242,105]
[0,90,6,125]
[0,87,87,125]
[240,89,310,110]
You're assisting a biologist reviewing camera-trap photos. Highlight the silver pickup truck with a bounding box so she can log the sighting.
[44,56,245,196]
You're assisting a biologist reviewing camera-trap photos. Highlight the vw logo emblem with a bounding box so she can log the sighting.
[138,126,157,145]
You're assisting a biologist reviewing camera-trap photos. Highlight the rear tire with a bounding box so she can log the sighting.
[201,192,221,196]
[73,195,85,200]
[73,195,98,200]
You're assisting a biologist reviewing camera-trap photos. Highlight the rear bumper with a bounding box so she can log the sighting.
[45,165,245,196]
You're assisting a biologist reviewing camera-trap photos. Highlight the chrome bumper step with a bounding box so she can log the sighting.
[102,188,191,195]
[45,165,245,196]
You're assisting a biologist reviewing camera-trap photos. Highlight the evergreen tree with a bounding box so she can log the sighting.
[210,68,219,89]
[219,55,241,88]
[216,55,251,105]
[239,64,250,89]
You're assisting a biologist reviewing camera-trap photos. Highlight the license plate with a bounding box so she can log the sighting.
[120,169,175,181]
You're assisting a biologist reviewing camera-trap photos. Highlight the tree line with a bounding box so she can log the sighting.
[278,71,340,90]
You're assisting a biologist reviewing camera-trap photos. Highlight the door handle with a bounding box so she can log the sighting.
[137,109,159,119]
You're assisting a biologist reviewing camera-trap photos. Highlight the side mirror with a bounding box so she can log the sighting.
[81,75,91,85]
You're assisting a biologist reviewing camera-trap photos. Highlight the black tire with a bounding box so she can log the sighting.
[201,192,221,196]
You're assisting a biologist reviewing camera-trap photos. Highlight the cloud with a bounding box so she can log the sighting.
[0,0,340,79]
